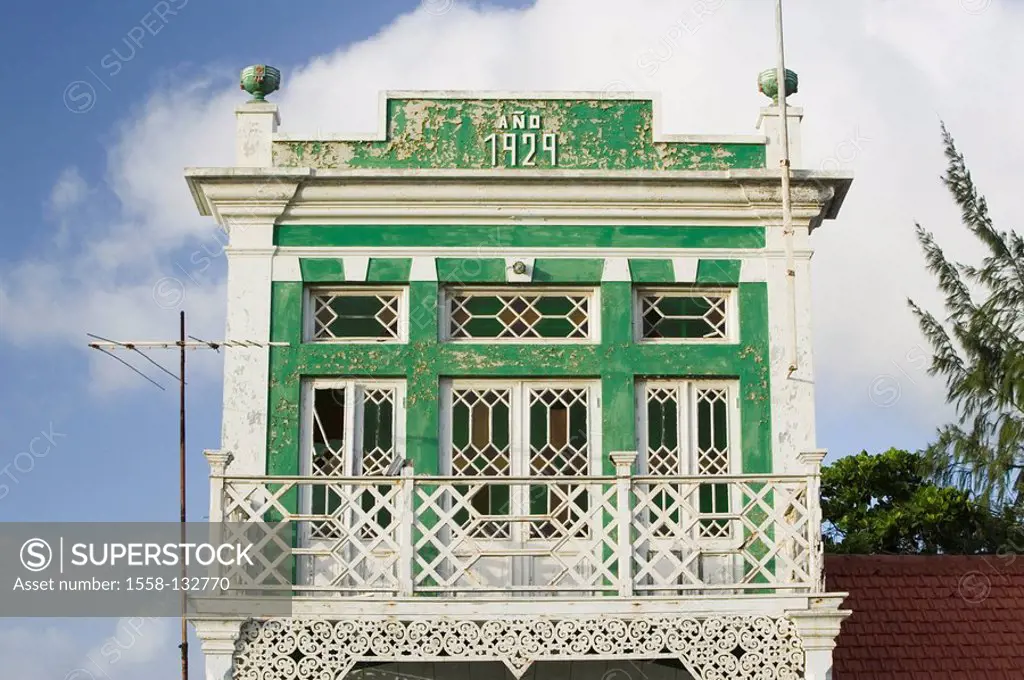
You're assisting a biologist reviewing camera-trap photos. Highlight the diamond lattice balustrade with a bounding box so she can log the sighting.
[216,470,818,597]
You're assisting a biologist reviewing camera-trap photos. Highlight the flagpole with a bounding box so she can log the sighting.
[775,0,798,376]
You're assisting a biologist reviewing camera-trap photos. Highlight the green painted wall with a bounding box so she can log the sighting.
[266,281,772,478]
[273,98,765,171]
[275,225,765,250]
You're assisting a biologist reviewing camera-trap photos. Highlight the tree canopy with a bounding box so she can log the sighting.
[909,125,1024,508]
[822,448,1023,554]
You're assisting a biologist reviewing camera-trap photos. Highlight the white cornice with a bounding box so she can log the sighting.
[185,168,851,230]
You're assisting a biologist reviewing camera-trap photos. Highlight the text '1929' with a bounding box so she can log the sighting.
[485,111,559,167]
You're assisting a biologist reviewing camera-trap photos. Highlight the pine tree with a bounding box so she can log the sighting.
[909,125,1024,509]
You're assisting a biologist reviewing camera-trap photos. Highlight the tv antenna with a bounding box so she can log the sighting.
[87,310,288,680]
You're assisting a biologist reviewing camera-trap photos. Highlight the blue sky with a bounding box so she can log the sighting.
[0,2,533,676]
[2,0,1020,677]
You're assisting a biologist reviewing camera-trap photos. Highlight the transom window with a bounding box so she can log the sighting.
[444,288,596,342]
[635,288,735,342]
[443,381,597,539]
[303,380,405,538]
[639,380,737,541]
[307,287,406,342]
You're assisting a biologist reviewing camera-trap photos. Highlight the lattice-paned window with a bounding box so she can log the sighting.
[636,289,734,341]
[639,381,736,541]
[528,387,590,539]
[695,387,731,538]
[305,381,405,539]
[445,288,595,341]
[308,288,405,342]
[444,381,597,541]
[450,388,512,539]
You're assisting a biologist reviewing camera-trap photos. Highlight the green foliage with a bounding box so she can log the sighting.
[822,448,1023,554]
[908,125,1024,508]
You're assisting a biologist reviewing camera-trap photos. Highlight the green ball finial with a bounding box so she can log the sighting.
[758,68,798,103]
[240,64,281,102]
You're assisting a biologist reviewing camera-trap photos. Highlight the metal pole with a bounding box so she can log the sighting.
[179,311,189,680]
[775,0,798,376]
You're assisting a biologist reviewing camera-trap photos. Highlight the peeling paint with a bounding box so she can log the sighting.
[272,98,765,171]
[265,280,773,479]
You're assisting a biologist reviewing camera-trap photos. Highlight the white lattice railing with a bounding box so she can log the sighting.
[211,454,823,597]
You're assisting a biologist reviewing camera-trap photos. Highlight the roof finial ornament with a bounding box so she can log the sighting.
[240,64,281,102]
[758,68,798,103]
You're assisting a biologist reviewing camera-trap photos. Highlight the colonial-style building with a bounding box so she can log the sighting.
[187,65,852,680]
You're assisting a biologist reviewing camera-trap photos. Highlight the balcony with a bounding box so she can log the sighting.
[209,452,824,602]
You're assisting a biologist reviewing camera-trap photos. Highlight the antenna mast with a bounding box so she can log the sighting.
[87,320,289,680]
[775,0,799,376]
[178,311,188,680]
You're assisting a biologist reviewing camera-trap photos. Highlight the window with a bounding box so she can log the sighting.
[307,288,406,342]
[444,287,597,342]
[443,381,598,540]
[302,380,405,538]
[638,380,737,541]
[635,288,735,342]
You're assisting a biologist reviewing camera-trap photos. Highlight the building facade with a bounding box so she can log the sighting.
[187,67,852,680]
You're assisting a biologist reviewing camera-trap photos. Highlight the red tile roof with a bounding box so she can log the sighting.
[825,555,1024,679]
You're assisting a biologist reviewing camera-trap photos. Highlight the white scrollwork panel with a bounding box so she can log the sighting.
[232,616,804,680]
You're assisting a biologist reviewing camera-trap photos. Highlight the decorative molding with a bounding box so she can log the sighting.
[798,449,828,471]
[232,615,804,680]
[505,256,534,282]
[739,258,768,283]
[409,257,437,281]
[184,171,850,230]
[343,256,370,282]
[273,250,804,274]
[271,256,301,282]
[787,595,851,652]
[672,257,699,283]
[602,258,631,282]
[203,449,233,476]
[224,247,278,258]
[609,450,638,473]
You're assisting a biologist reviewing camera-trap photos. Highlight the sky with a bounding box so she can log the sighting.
[0,0,1021,677]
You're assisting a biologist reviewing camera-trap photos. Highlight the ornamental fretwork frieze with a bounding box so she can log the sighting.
[232,615,804,680]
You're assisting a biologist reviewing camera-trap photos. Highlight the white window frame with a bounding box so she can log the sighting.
[440,379,602,558]
[440,379,602,478]
[299,378,407,479]
[636,379,742,550]
[297,378,407,587]
[304,286,409,344]
[441,286,601,344]
[633,287,738,344]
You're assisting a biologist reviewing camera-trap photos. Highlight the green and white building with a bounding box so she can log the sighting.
[187,67,852,680]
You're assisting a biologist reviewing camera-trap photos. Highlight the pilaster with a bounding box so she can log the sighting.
[188,178,301,475]
[235,101,279,167]
[788,594,851,680]
[193,619,244,680]
[765,221,817,474]
[757,105,804,168]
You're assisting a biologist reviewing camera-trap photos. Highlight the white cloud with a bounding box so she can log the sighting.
[0,624,82,679]
[48,167,89,215]
[2,0,1022,424]
[46,167,90,249]
[68,617,175,679]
